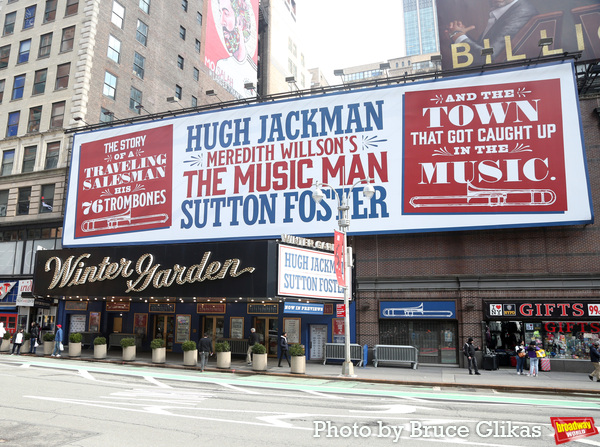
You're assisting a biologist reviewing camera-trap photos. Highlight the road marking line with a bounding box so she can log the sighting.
[145,376,171,388]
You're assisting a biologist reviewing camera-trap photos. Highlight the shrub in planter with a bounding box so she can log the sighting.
[43,333,55,342]
[215,341,231,369]
[0,331,11,352]
[215,341,230,352]
[3,332,11,340]
[121,337,136,361]
[69,332,82,343]
[289,344,305,356]
[93,336,107,359]
[182,340,197,366]
[151,338,166,364]
[24,332,31,341]
[251,343,268,371]
[42,332,55,355]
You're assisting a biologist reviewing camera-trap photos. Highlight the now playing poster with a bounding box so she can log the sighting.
[64,62,591,247]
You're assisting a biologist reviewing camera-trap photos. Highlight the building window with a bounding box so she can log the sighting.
[136,20,148,45]
[0,45,9,69]
[195,39,201,53]
[44,0,57,23]
[17,187,31,215]
[180,26,186,40]
[40,184,55,213]
[177,55,184,70]
[111,1,125,28]
[130,87,142,113]
[0,190,8,216]
[38,33,52,58]
[133,52,145,79]
[182,0,188,12]
[175,85,182,100]
[1,150,14,175]
[32,69,47,95]
[193,67,199,81]
[197,12,202,25]
[50,101,65,128]
[139,0,150,14]
[22,145,37,172]
[60,26,75,52]
[107,35,121,63]
[6,112,19,137]
[65,0,79,16]
[12,74,25,100]
[45,141,59,169]
[191,95,197,107]
[18,40,31,64]
[23,5,36,29]
[55,63,70,90]
[103,72,117,99]
[27,108,42,133]
[0,79,4,103]
[3,12,16,36]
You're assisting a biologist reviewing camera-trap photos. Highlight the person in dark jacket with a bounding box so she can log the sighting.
[198,333,213,372]
[29,322,39,354]
[246,328,260,365]
[463,337,480,375]
[278,332,290,367]
[589,341,600,382]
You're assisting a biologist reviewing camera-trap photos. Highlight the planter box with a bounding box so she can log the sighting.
[0,339,10,352]
[291,355,306,374]
[94,344,107,359]
[152,347,166,364]
[252,353,268,371]
[183,350,197,366]
[122,345,136,361]
[43,341,54,355]
[216,351,231,369]
[69,342,82,357]
[22,340,30,353]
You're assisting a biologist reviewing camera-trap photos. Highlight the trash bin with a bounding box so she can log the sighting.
[483,354,498,370]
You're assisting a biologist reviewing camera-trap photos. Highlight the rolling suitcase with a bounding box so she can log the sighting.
[483,354,498,371]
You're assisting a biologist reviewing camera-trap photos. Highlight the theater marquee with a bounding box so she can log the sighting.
[63,62,592,247]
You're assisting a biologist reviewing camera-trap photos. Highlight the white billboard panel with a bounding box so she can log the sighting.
[278,245,344,301]
[64,62,593,247]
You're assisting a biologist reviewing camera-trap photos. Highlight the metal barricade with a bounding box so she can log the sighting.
[218,338,248,355]
[323,343,363,367]
[373,345,418,369]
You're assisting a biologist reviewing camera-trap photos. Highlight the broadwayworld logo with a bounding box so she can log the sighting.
[550,417,598,444]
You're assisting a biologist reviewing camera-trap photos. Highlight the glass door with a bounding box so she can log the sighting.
[202,316,224,346]
[254,317,279,356]
[153,315,175,350]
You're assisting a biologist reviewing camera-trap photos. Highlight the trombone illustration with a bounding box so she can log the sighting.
[81,207,169,233]
[409,182,556,208]
[382,302,453,318]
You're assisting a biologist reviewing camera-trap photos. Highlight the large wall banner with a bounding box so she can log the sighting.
[437,0,600,70]
[204,0,259,99]
[64,62,592,247]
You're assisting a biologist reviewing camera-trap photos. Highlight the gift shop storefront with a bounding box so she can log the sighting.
[483,300,600,372]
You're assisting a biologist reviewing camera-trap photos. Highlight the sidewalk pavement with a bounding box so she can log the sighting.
[4,348,599,396]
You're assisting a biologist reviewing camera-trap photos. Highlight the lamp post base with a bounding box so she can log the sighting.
[341,361,356,377]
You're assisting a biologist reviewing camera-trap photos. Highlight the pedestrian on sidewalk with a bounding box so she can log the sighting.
[52,324,63,357]
[11,328,24,355]
[29,322,39,354]
[246,328,260,365]
[527,341,540,376]
[589,341,600,382]
[278,332,290,367]
[515,340,526,375]
[198,333,213,372]
[463,337,480,375]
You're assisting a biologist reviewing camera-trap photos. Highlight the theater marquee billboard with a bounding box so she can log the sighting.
[63,62,592,247]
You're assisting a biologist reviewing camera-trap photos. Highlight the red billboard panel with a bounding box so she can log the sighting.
[75,126,173,238]
[403,78,567,214]
[437,0,600,70]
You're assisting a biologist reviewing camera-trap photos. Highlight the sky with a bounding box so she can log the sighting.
[295,0,406,84]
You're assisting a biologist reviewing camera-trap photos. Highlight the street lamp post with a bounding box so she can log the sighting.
[311,178,375,377]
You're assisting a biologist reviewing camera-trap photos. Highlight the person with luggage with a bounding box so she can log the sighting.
[463,337,481,375]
